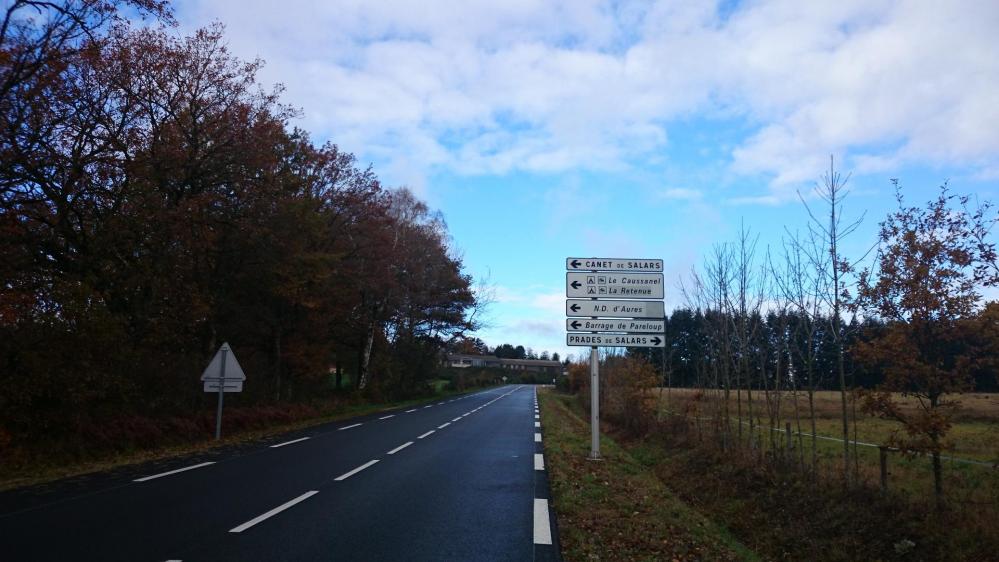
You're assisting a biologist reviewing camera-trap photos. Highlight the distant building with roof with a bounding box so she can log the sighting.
[445,353,562,374]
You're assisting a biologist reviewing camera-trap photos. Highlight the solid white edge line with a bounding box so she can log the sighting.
[405,409,418,413]
[229,490,319,533]
[334,459,380,481]
[533,498,553,545]
[338,423,362,431]
[387,441,413,455]
[134,462,216,482]
[535,433,542,442]
[418,430,435,439]
[269,437,310,448]
[534,453,545,470]
[379,415,395,420]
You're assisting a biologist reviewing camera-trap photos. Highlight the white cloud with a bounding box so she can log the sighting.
[175,0,999,197]
[658,187,703,201]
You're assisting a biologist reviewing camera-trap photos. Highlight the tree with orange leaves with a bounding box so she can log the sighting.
[855,181,987,504]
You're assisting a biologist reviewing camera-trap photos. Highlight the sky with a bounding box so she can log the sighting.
[172,0,999,361]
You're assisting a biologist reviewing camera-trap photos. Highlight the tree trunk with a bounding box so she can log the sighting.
[358,319,376,390]
[274,330,282,401]
[932,444,944,509]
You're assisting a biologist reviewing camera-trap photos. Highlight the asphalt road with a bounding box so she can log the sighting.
[0,384,560,562]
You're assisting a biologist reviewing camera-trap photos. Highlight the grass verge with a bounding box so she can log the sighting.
[539,390,760,562]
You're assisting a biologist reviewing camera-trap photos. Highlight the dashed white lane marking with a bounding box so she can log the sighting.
[535,433,542,442]
[229,491,319,533]
[535,414,540,419]
[533,498,553,545]
[379,415,395,420]
[437,402,445,405]
[406,409,418,413]
[424,405,434,409]
[387,441,413,455]
[418,430,435,439]
[134,462,216,482]
[334,459,380,481]
[452,417,461,422]
[270,437,310,448]
[438,422,451,429]
[339,423,362,431]
[534,453,545,471]
[535,421,541,428]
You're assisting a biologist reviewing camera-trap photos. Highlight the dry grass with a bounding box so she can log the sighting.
[539,390,759,562]
[653,388,999,509]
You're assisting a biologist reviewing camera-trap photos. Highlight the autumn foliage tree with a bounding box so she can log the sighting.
[0,5,479,458]
[854,182,987,503]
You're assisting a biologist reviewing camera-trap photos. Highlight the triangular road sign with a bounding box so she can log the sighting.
[201,342,246,381]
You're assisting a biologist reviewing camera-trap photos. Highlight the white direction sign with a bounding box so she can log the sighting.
[566,299,665,319]
[566,272,663,299]
[567,333,665,348]
[201,342,246,393]
[567,318,665,333]
[204,380,244,393]
[566,257,663,272]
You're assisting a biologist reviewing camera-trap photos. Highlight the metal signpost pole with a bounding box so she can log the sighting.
[590,345,600,459]
[589,263,601,460]
[215,348,228,440]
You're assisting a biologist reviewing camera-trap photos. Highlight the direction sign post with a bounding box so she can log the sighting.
[201,342,246,440]
[565,257,666,461]
[566,272,664,299]
[567,333,665,347]
[214,348,227,440]
[566,318,665,333]
[566,299,664,318]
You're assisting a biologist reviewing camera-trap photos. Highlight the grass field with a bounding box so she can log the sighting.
[654,388,999,504]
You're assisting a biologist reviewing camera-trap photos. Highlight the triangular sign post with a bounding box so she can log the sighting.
[201,343,246,440]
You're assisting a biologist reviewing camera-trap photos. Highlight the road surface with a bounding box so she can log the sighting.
[0,384,559,561]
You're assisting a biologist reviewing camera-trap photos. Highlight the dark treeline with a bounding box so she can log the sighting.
[632,308,999,394]
[0,2,478,450]
[449,336,561,362]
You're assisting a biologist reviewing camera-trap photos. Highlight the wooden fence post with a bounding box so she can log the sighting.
[879,446,889,492]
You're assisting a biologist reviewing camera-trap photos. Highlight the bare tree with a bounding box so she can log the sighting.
[799,156,865,485]
[703,243,735,447]
[732,221,763,447]
[775,230,828,475]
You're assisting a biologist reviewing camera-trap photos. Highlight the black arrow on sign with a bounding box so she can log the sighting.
[570,320,581,329]
[570,259,581,268]
[651,337,663,346]
[570,303,581,312]
[570,280,581,289]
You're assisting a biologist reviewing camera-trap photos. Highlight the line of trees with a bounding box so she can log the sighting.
[630,159,999,501]
[448,337,562,362]
[0,2,479,448]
